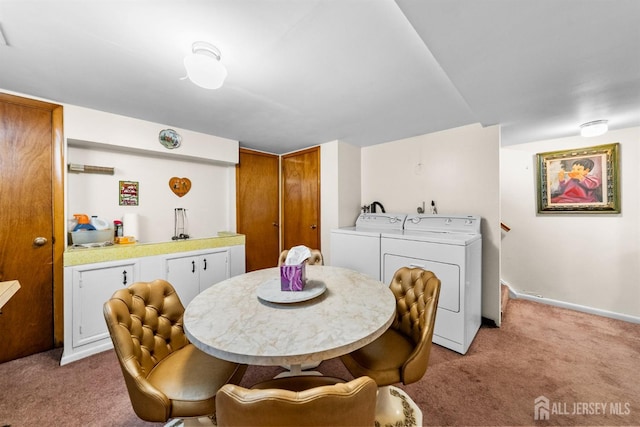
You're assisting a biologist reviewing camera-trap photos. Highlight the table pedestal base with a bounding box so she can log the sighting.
[375,385,422,427]
[274,363,323,378]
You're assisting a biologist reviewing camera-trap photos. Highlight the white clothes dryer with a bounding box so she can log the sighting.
[330,213,407,280]
[380,214,482,354]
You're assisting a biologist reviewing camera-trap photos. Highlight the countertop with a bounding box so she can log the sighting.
[0,280,21,310]
[63,233,245,266]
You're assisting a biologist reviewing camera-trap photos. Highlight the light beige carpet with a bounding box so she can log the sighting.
[1,298,638,426]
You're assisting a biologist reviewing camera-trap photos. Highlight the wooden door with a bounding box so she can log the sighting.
[282,146,320,251]
[0,94,64,363]
[236,149,280,271]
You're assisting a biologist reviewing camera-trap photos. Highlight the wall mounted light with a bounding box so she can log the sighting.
[580,120,608,137]
[184,41,228,90]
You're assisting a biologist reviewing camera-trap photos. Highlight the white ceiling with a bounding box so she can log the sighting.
[1,0,639,154]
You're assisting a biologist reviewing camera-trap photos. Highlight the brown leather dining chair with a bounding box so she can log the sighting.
[215,376,377,427]
[277,248,324,266]
[103,279,247,423]
[340,267,441,424]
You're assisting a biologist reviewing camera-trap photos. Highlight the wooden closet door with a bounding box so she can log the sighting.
[236,149,280,271]
[0,94,63,362]
[281,146,320,251]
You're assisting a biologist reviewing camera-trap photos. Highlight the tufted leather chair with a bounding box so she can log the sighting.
[103,279,247,422]
[215,376,377,427]
[277,248,324,266]
[340,267,440,424]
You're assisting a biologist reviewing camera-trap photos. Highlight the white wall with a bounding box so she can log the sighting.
[320,140,362,264]
[64,106,239,244]
[65,105,238,163]
[361,123,502,325]
[501,126,640,319]
[337,141,363,228]
[320,141,339,261]
[67,146,234,243]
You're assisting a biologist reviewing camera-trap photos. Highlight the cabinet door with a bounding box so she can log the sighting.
[199,251,229,293]
[166,256,200,307]
[73,262,136,348]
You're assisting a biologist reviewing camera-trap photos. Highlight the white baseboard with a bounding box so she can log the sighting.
[501,281,640,325]
[60,341,113,366]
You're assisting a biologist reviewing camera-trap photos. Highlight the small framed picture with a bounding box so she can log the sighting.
[536,143,620,214]
[119,180,139,206]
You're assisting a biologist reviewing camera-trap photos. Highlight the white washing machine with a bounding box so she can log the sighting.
[330,213,407,280]
[380,214,482,354]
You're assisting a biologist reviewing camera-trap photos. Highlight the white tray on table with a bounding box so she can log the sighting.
[256,278,326,304]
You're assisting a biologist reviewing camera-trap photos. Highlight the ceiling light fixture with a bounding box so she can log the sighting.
[579,120,608,138]
[184,41,228,90]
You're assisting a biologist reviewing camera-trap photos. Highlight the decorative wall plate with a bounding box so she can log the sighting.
[159,129,182,149]
[169,177,191,197]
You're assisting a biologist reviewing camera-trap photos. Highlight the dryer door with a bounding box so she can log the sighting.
[382,254,460,313]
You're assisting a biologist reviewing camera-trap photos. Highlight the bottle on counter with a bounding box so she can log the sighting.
[73,214,96,231]
[114,220,123,238]
[90,216,109,230]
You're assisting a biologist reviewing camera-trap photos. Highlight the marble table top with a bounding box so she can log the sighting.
[183,265,396,366]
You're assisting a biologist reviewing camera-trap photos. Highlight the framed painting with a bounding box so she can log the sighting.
[536,143,620,213]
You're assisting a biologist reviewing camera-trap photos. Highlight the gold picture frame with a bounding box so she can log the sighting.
[536,143,620,214]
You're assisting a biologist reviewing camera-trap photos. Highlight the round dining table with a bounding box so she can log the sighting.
[183,265,395,374]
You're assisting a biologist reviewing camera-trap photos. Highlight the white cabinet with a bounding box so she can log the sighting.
[165,249,229,307]
[62,259,139,365]
[61,244,244,365]
[198,251,228,292]
[228,244,246,277]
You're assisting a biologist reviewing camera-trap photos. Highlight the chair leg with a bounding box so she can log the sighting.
[375,385,422,427]
[165,416,216,426]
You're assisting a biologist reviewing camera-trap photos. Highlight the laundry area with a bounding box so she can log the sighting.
[331,203,482,354]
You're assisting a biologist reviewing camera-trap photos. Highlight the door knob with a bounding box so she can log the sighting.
[310,224,317,229]
[33,237,48,246]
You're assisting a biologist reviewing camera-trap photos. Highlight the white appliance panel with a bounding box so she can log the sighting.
[330,213,406,281]
[382,254,460,313]
[404,214,481,234]
[331,230,380,280]
[355,213,407,231]
[395,230,480,245]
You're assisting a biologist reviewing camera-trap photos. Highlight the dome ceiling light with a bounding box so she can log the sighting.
[579,120,608,138]
[184,41,228,90]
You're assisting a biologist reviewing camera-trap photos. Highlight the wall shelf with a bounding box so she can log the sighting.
[67,163,115,175]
